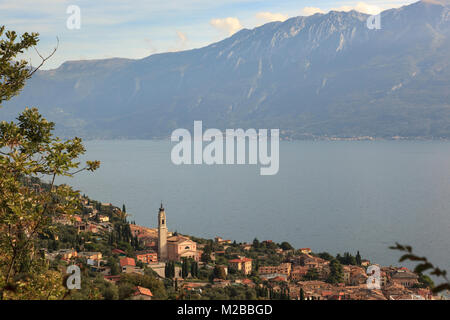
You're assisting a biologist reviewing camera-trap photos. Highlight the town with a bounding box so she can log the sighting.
[42,197,440,300]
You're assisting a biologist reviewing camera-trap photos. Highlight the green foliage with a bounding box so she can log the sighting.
[201,244,212,264]
[279,242,293,251]
[119,273,167,299]
[183,285,257,300]
[390,243,450,294]
[327,259,343,284]
[336,252,357,266]
[165,261,176,279]
[0,26,39,105]
[0,26,99,300]
[213,265,227,280]
[181,258,189,279]
[356,251,362,266]
[303,268,319,281]
[316,252,334,261]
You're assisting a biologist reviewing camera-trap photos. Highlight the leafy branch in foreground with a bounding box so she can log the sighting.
[390,243,450,294]
[0,25,58,106]
[0,25,99,300]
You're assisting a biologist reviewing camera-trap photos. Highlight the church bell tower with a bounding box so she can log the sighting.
[158,203,168,261]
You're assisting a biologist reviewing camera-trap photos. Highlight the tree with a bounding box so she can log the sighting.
[417,274,434,289]
[201,245,212,264]
[213,266,227,280]
[327,259,343,284]
[181,258,190,279]
[0,26,99,300]
[165,261,175,279]
[356,251,362,266]
[300,288,305,300]
[0,26,55,106]
[303,268,319,281]
[252,238,260,249]
[190,261,198,278]
[317,252,334,261]
[280,241,293,251]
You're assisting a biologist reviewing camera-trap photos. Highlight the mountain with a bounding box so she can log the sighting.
[2,0,450,139]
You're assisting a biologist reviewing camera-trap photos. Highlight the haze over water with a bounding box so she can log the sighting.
[57,140,450,272]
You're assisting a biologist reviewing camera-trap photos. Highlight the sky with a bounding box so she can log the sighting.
[0,0,417,69]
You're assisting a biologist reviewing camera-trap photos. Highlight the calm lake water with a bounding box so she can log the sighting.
[57,140,450,271]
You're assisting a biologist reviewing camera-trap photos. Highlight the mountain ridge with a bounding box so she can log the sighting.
[3,0,450,139]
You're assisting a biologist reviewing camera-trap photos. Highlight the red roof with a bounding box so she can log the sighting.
[135,286,153,297]
[271,276,287,282]
[112,248,126,255]
[120,257,135,267]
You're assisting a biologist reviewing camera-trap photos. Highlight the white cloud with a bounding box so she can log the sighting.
[172,30,188,51]
[301,2,388,17]
[301,7,325,16]
[332,2,383,15]
[210,17,243,36]
[255,12,288,23]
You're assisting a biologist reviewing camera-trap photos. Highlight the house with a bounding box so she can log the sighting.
[131,286,153,300]
[361,259,371,267]
[57,248,77,260]
[122,265,145,275]
[120,257,136,268]
[78,251,102,261]
[300,248,312,254]
[216,265,228,276]
[147,262,166,278]
[136,250,158,264]
[99,215,109,223]
[290,266,309,281]
[259,263,291,277]
[228,258,252,275]
[215,236,232,244]
[343,266,367,285]
[90,265,111,275]
[240,278,255,287]
[391,269,419,288]
[120,257,145,274]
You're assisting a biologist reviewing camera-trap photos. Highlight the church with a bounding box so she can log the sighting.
[157,203,199,262]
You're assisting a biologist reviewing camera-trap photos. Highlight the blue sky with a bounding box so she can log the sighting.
[0,0,416,69]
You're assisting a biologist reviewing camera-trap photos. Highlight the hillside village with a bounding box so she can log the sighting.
[41,196,441,300]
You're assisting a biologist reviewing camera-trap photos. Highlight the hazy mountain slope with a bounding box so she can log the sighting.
[3,0,450,139]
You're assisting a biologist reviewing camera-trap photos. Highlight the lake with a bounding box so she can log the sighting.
[57,140,450,272]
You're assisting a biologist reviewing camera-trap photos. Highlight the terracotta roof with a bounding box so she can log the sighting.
[120,257,136,267]
[135,286,153,297]
[271,276,287,282]
[112,248,126,254]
